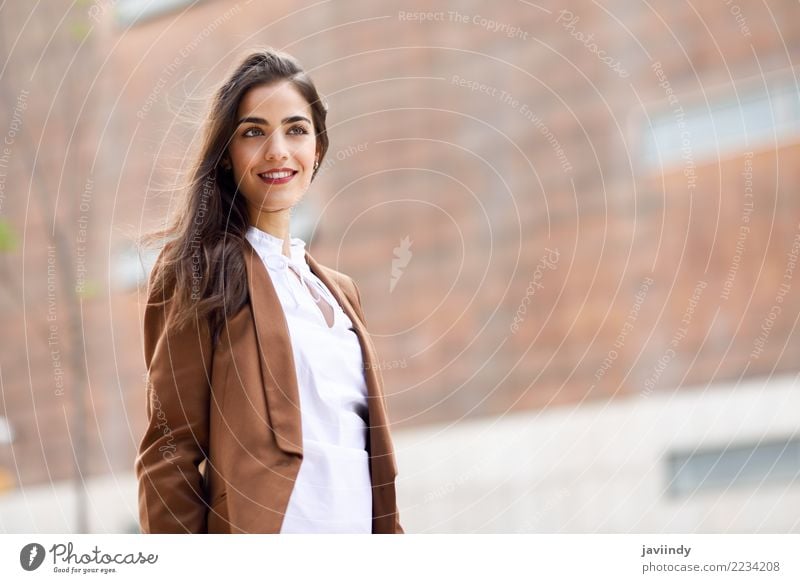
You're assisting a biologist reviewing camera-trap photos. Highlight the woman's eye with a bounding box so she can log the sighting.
[242,126,308,137]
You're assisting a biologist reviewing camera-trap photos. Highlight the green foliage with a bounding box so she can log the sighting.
[0,219,18,252]
[76,278,100,300]
[69,20,91,42]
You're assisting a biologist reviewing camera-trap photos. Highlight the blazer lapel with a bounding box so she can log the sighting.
[243,239,397,483]
[244,241,303,456]
[305,252,399,483]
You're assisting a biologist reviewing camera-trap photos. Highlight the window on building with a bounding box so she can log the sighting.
[0,416,13,444]
[115,0,206,27]
[666,437,800,496]
[112,243,160,291]
[641,75,800,169]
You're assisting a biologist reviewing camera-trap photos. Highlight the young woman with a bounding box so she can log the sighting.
[135,48,403,534]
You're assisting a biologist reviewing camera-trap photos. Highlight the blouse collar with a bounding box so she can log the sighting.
[245,225,308,267]
[245,225,339,311]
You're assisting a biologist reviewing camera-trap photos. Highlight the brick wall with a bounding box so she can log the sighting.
[0,0,798,489]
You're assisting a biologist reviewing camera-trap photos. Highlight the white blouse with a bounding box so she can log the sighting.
[245,225,372,533]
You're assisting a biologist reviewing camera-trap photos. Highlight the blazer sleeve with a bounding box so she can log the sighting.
[134,264,212,534]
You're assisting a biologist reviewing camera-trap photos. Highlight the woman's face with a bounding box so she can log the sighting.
[227,81,318,220]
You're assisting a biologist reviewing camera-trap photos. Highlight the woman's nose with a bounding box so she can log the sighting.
[264,132,289,160]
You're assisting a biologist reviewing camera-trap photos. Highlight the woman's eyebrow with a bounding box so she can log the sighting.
[236,115,311,126]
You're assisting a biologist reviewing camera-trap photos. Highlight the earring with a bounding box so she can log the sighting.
[313,159,319,170]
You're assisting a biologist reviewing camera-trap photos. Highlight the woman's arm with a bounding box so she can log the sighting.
[134,267,213,533]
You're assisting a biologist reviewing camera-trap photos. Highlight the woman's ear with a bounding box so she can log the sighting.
[220,154,232,171]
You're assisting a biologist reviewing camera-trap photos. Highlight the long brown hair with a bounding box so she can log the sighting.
[143,47,329,339]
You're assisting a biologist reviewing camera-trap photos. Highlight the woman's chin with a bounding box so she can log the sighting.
[253,196,303,213]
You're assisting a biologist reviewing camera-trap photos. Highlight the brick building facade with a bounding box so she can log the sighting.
[0,0,798,532]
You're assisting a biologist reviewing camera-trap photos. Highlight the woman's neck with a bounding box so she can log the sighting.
[249,208,292,257]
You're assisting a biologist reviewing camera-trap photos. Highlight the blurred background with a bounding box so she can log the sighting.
[0,0,798,533]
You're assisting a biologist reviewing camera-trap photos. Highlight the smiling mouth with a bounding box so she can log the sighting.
[258,170,298,184]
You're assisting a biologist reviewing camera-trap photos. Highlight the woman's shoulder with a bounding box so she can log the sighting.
[316,263,356,293]
[307,259,359,307]
[311,261,371,325]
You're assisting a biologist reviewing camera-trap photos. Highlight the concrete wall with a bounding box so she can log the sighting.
[394,374,800,533]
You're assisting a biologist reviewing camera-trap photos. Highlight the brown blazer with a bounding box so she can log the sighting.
[135,240,403,533]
